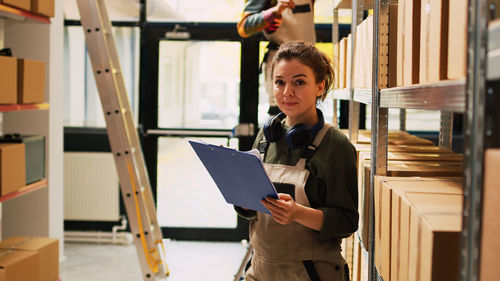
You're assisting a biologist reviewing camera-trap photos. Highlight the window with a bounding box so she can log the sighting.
[63,0,140,21]
[158,40,241,130]
[63,26,140,127]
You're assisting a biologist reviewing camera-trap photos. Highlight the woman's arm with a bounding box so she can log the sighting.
[237,0,295,38]
[261,193,324,231]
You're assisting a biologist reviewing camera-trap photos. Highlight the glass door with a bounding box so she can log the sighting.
[140,23,255,241]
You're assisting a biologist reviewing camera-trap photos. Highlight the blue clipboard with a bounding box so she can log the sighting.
[189,140,278,214]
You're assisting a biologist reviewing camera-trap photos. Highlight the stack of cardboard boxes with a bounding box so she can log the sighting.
[0,237,59,281]
[0,0,55,17]
[0,56,45,105]
[333,0,468,91]
[341,129,465,281]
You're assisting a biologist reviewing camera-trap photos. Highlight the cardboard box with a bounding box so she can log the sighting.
[389,3,399,88]
[31,0,54,17]
[480,149,500,281]
[406,193,462,281]
[356,151,462,249]
[397,0,405,86]
[447,0,467,80]
[346,33,352,89]
[0,0,30,11]
[0,143,26,196]
[0,268,5,281]
[0,237,59,281]
[339,37,347,89]
[0,56,17,105]
[341,235,354,281]
[420,0,449,83]
[376,177,464,281]
[17,59,45,104]
[352,234,362,281]
[0,249,39,281]
[334,42,340,89]
[403,0,421,85]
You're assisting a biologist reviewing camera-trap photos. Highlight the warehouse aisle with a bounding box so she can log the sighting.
[61,240,249,281]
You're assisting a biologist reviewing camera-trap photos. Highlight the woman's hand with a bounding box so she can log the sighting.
[261,193,297,225]
[261,193,325,231]
[273,0,295,17]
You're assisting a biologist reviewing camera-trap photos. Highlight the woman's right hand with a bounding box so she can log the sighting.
[273,0,295,17]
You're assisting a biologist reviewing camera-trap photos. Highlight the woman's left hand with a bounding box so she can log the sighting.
[261,193,297,225]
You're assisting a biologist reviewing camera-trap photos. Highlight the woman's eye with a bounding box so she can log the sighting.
[274,79,284,86]
[295,79,305,86]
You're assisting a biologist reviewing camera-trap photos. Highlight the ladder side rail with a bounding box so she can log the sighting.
[94,0,162,242]
[76,0,168,279]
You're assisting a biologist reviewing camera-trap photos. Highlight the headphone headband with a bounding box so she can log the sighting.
[262,108,325,149]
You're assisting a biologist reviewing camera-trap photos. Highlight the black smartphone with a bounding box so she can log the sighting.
[292,4,311,14]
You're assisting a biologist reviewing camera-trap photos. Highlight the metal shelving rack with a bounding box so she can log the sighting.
[334,0,490,280]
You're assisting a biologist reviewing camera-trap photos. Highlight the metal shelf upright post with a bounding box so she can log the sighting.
[460,0,488,280]
[368,0,389,280]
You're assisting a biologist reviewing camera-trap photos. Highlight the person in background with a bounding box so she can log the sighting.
[235,41,358,281]
[237,0,316,115]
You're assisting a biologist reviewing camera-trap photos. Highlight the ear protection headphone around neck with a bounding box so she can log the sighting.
[263,109,325,150]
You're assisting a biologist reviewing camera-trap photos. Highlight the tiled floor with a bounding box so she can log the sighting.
[61,240,249,281]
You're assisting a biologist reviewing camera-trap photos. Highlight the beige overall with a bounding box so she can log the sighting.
[245,124,347,281]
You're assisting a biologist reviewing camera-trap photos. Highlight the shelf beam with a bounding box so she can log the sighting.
[0,4,50,23]
[379,80,466,112]
[0,103,49,112]
[0,179,48,203]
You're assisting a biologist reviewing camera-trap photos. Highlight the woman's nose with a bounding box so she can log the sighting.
[283,85,294,97]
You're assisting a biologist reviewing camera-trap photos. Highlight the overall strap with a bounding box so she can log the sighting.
[295,123,332,169]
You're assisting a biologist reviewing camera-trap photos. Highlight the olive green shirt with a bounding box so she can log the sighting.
[236,124,359,241]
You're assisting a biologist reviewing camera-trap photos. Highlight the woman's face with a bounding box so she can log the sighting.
[273,58,324,125]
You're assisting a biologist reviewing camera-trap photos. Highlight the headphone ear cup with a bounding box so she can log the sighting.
[263,115,284,143]
[286,123,311,149]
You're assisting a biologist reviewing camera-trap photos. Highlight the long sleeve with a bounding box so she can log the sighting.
[306,129,359,240]
[237,0,279,38]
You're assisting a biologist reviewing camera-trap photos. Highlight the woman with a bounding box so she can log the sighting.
[237,0,316,115]
[236,41,358,281]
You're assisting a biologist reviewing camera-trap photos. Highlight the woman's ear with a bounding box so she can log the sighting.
[317,80,325,97]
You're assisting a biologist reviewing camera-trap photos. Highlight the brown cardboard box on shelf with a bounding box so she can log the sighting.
[480,149,500,281]
[0,237,59,281]
[0,0,30,11]
[366,15,374,88]
[17,58,45,104]
[406,193,462,281]
[0,56,17,104]
[356,147,462,244]
[333,42,340,89]
[403,0,421,85]
[389,3,399,88]
[31,0,54,17]
[397,0,405,86]
[358,158,462,258]
[352,234,362,281]
[0,143,26,196]
[420,0,449,83]
[339,37,348,89]
[354,131,435,146]
[0,249,39,281]
[375,177,463,281]
[346,33,352,89]
[352,143,454,164]
[447,0,467,80]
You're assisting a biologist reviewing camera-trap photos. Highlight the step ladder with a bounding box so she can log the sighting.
[76,0,169,280]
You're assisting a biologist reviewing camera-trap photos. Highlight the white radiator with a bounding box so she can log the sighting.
[64,152,120,221]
